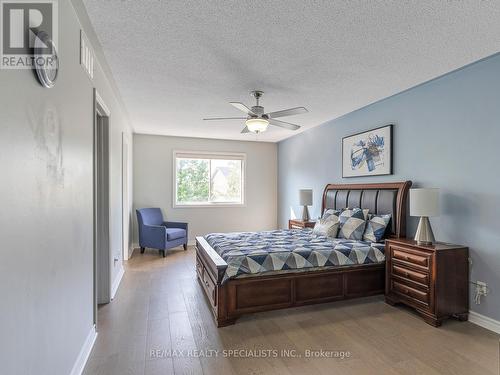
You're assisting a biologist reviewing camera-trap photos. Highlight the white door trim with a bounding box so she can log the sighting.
[93,89,112,318]
[122,132,132,260]
[95,91,110,116]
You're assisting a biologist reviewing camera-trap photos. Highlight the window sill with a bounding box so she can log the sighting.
[173,203,246,208]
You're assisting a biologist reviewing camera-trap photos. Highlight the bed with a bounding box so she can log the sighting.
[195,181,412,327]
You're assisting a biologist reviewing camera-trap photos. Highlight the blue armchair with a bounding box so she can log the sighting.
[136,208,188,257]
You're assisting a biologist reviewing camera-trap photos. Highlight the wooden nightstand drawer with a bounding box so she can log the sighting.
[392,264,429,287]
[392,280,429,305]
[392,246,430,269]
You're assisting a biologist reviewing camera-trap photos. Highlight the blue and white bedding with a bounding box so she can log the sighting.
[205,229,385,283]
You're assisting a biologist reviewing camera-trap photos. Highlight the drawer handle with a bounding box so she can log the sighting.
[404,289,409,294]
[205,280,209,287]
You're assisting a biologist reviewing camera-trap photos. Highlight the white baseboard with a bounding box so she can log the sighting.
[469,310,500,334]
[131,241,195,252]
[70,325,97,375]
[111,266,125,300]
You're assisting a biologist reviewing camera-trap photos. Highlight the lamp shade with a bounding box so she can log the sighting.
[299,189,313,206]
[246,118,269,133]
[410,188,439,217]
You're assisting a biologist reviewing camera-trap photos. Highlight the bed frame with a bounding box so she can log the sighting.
[195,181,412,327]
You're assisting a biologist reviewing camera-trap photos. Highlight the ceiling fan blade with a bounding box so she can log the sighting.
[203,117,247,121]
[268,118,301,131]
[241,126,250,134]
[265,106,308,118]
[230,102,256,115]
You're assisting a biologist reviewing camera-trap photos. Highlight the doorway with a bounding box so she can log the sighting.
[93,89,111,326]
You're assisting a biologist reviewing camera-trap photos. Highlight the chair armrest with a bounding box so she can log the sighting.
[163,221,188,230]
[142,225,167,249]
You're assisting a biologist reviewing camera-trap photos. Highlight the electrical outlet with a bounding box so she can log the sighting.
[474,281,488,304]
[476,281,488,296]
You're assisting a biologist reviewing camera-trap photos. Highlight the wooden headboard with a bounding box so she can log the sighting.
[321,181,412,238]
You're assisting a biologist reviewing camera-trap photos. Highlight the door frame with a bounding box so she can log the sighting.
[93,89,111,326]
[121,132,131,260]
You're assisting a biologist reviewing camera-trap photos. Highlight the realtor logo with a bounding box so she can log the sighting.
[1,0,58,69]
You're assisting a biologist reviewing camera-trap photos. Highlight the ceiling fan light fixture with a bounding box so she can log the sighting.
[245,118,269,133]
[203,91,306,134]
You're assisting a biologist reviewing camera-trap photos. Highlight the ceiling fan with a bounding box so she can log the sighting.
[203,91,308,134]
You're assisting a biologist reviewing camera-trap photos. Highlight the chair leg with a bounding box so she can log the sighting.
[140,247,145,254]
[161,250,166,258]
[183,243,187,251]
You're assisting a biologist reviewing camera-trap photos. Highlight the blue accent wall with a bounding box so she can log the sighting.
[278,53,500,321]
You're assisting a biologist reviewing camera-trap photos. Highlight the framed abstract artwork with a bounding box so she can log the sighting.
[342,124,393,178]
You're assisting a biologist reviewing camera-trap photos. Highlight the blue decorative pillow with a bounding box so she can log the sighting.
[363,214,392,243]
[338,208,367,240]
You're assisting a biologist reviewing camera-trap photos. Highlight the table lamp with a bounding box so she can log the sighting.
[299,189,313,221]
[410,188,439,245]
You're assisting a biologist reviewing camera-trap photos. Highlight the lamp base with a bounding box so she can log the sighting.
[301,206,310,221]
[414,216,435,245]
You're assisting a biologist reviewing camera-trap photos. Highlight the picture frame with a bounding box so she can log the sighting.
[342,124,393,178]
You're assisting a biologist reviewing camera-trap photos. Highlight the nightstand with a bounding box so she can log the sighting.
[288,219,316,229]
[385,238,469,327]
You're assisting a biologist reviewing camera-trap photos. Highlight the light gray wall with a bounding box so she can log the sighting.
[0,1,132,374]
[133,134,277,244]
[278,53,500,321]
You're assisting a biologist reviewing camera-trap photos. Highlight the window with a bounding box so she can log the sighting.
[174,151,245,207]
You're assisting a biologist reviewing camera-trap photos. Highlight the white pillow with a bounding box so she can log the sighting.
[312,215,340,238]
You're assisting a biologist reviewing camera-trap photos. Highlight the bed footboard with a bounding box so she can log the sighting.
[195,237,235,327]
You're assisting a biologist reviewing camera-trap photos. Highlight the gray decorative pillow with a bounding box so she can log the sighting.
[334,207,369,219]
[363,214,392,243]
[321,209,341,220]
[346,207,369,220]
[338,208,367,240]
[312,215,340,238]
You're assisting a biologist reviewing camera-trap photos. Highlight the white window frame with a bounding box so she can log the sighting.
[173,150,246,208]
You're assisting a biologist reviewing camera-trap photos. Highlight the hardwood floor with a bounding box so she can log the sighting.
[84,247,499,375]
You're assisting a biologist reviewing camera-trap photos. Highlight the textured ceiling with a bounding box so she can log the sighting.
[82,0,500,142]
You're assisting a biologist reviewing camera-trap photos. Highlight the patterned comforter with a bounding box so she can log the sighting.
[205,229,385,283]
